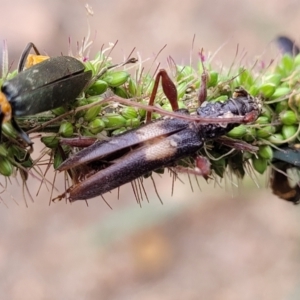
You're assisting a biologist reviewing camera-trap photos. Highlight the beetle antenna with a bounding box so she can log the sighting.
[18,42,41,72]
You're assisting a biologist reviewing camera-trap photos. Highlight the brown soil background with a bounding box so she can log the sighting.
[1,1,300,299]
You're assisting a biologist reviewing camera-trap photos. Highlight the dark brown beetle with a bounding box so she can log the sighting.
[55,65,262,202]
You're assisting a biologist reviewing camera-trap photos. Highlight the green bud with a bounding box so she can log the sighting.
[86,96,102,104]
[294,53,300,66]
[162,102,172,111]
[243,127,256,142]
[6,70,18,80]
[128,78,137,95]
[213,95,228,102]
[275,100,289,113]
[176,65,194,81]
[279,110,297,125]
[59,122,74,138]
[113,86,129,98]
[255,116,270,125]
[259,83,276,98]
[121,106,138,120]
[125,118,140,128]
[256,125,275,138]
[88,118,105,134]
[263,74,282,86]
[162,99,185,111]
[138,108,146,119]
[2,123,17,139]
[238,68,254,87]
[261,106,272,120]
[111,127,127,136]
[138,100,148,119]
[0,157,13,176]
[102,71,130,87]
[252,157,268,174]
[41,136,59,148]
[282,124,298,140]
[53,151,64,169]
[151,112,161,120]
[83,106,101,122]
[51,106,66,116]
[271,86,290,100]
[208,71,218,88]
[249,85,259,96]
[268,133,284,145]
[289,93,300,112]
[76,99,89,108]
[243,151,253,160]
[84,61,96,74]
[21,157,33,168]
[178,101,186,109]
[143,77,155,95]
[7,145,20,159]
[87,80,108,96]
[227,125,247,138]
[81,128,94,137]
[177,81,188,99]
[258,145,273,160]
[103,113,127,128]
[280,54,294,72]
[0,145,9,157]
[76,99,90,117]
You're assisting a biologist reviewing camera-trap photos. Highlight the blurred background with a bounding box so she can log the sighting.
[1,0,300,299]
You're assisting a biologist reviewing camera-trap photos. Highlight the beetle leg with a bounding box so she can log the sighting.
[10,116,33,146]
[146,69,179,123]
[146,59,209,123]
[60,137,97,148]
[173,156,212,180]
[216,136,258,152]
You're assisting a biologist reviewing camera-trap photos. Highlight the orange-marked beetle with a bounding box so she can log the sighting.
[0,42,92,145]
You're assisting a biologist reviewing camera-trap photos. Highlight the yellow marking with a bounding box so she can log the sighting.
[25,54,50,69]
[0,92,11,122]
[144,136,177,161]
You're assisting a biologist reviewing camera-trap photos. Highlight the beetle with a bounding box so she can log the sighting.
[269,36,300,204]
[276,35,300,56]
[0,42,92,145]
[271,145,300,204]
[55,66,262,202]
